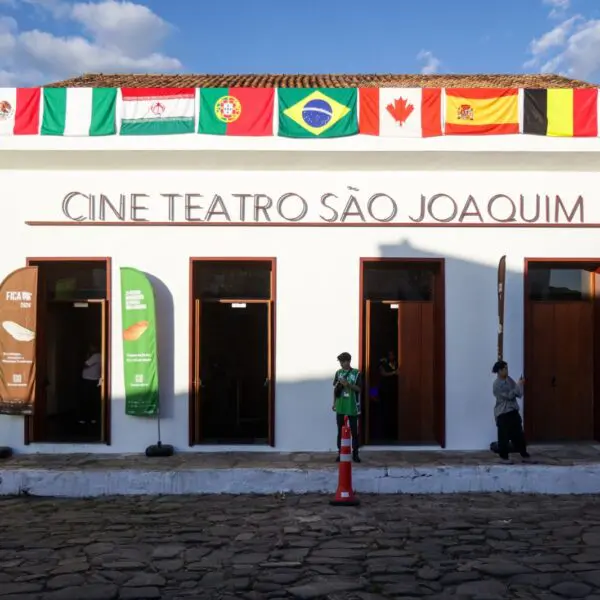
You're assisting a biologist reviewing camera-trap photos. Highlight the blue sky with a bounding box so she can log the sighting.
[0,0,599,85]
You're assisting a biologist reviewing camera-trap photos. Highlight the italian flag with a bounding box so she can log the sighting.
[41,88,117,136]
[198,88,274,136]
[359,88,442,137]
[0,88,41,135]
[120,88,195,135]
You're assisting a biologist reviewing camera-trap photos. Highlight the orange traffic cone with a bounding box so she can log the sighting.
[330,416,360,506]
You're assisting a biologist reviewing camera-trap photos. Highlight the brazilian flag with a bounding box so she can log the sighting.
[278,88,358,138]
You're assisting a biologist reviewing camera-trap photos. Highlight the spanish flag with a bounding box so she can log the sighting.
[523,89,598,137]
[444,88,519,135]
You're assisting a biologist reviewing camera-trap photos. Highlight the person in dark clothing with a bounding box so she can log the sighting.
[376,351,399,441]
[492,360,530,463]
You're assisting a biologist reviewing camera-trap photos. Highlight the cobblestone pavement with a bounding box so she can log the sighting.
[2,494,600,600]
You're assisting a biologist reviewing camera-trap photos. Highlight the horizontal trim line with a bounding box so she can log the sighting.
[25,221,600,228]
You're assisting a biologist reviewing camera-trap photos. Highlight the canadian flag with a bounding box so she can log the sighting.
[359,88,442,138]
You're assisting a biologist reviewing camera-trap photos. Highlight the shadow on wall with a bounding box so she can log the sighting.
[107,243,522,454]
[147,273,175,420]
[378,238,523,449]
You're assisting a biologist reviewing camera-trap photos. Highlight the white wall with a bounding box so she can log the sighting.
[0,151,599,453]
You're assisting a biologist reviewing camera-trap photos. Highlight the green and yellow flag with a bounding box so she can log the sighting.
[278,88,358,138]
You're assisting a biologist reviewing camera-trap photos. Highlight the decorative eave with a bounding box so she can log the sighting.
[44,72,596,89]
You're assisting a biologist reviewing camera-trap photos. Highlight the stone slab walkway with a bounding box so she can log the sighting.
[2,493,600,599]
[2,445,600,496]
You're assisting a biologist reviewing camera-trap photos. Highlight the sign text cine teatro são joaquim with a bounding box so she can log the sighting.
[48,188,587,227]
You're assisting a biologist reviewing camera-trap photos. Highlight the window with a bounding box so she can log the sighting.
[363,263,435,301]
[528,266,595,301]
[194,261,271,300]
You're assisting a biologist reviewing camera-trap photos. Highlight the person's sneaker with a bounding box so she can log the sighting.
[521,452,532,463]
[499,457,514,465]
[352,452,361,463]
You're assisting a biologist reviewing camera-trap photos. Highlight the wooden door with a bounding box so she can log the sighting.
[97,299,108,443]
[364,300,374,444]
[193,299,202,443]
[527,303,557,441]
[265,300,274,446]
[397,302,436,443]
[528,302,594,441]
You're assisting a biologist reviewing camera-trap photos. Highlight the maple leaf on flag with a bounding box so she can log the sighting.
[385,97,414,126]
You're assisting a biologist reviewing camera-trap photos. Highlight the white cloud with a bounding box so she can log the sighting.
[0,0,182,85]
[525,5,600,82]
[417,50,441,75]
[528,16,580,56]
[543,0,570,19]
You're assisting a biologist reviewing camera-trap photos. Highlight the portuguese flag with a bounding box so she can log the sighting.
[198,88,274,136]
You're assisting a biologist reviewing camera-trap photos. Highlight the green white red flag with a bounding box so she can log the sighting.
[0,88,41,135]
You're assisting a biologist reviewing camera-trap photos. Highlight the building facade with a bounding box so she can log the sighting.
[0,73,598,454]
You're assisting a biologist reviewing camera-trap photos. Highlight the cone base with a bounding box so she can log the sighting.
[330,498,360,506]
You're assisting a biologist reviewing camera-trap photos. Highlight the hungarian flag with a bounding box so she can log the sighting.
[198,88,274,136]
[278,88,358,138]
[0,88,40,135]
[120,88,195,135]
[359,88,442,137]
[523,88,598,137]
[41,88,117,136]
[445,88,519,135]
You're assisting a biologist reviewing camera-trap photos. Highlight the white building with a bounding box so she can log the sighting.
[0,72,599,455]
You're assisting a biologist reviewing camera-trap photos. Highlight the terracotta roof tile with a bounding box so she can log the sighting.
[44,73,596,89]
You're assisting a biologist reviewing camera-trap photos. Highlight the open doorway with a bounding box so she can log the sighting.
[361,259,445,446]
[190,259,275,445]
[25,259,110,444]
[524,259,600,442]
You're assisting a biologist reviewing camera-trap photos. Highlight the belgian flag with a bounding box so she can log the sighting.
[523,89,598,137]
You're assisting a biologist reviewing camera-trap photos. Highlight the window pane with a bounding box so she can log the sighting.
[195,262,271,299]
[363,264,435,301]
[528,267,593,301]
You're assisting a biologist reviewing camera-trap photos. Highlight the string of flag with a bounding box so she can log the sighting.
[0,86,599,138]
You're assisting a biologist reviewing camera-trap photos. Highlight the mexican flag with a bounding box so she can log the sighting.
[0,88,41,135]
[120,88,195,135]
[278,88,358,138]
[41,88,117,136]
[199,88,274,135]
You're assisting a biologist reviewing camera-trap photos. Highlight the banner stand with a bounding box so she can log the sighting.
[145,398,174,457]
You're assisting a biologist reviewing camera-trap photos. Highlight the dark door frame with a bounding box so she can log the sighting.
[523,257,600,442]
[188,257,277,447]
[24,257,112,445]
[358,257,446,447]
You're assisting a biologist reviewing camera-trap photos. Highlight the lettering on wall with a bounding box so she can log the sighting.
[36,188,588,226]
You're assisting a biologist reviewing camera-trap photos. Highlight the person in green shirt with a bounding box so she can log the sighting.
[332,352,362,463]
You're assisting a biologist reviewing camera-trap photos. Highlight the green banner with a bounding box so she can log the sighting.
[120,267,159,416]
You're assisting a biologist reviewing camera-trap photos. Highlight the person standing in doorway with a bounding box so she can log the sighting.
[378,350,399,441]
[492,360,530,463]
[332,352,362,463]
[80,344,102,426]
